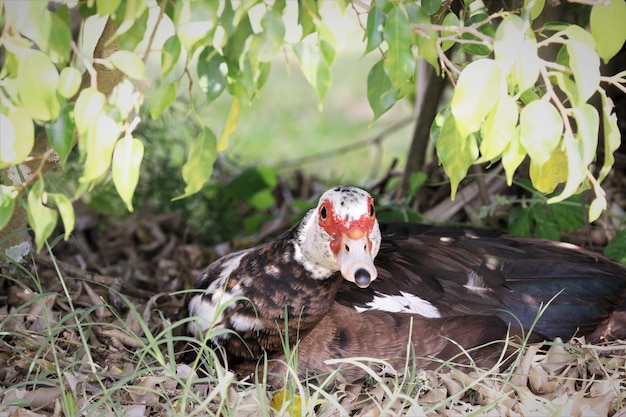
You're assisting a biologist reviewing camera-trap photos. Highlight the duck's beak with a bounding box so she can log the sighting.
[335,228,378,288]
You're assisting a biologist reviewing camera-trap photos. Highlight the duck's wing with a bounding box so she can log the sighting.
[336,222,626,340]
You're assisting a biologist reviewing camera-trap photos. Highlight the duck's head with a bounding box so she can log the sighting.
[297,186,381,288]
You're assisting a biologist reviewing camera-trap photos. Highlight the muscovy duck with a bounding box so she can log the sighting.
[187,186,626,385]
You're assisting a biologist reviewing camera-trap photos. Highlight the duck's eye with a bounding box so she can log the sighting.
[369,203,375,217]
[320,206,328,220]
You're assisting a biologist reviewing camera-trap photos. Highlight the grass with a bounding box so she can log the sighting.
[2,246,625,416]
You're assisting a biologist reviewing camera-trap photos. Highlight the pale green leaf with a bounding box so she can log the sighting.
[529,146,568,194]
[80,114,121,182]
[450,59,502,137]
[112,137,144,212]
[365,4,385,53]
[434,115,479,199]
[109,79,136,121]
[149,83,176,119]
[197,47,227,103]
[597,90,620,182]
[494,15,526,76]
[17,50,60,121]
[478,94,518,163]
[218,97,240,151]
[0,109,34,167]
[248,9,285,63]
[513,37,540,92]
[50,193,75,240]
[571,104,599,166]
[109,50,146,80]
[523,0,545,20]
[588,193,606,223]
[0,185,18,231]
[550,69,579,106]
[57,67,82,99]
[173,128,218,200]
[97,0,121,16]
[367,60,399,122]
[590,0,626,63]
[519,100,563,168]
[27,180,58,253]
[174,1,217,50]
[74,87,106,135]
[441,12,460,52]
[566,40,600,105]
[413,5,439,73]
[502,128,526,185]
[161,35,181,78]
[383,6,416,88]
[547,133,586,204]
[46,103,75,166]
[294,42,331,109]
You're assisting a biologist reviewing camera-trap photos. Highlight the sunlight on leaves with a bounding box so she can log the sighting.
[478,93,518,163]
[590,0,626,63]
[519,100,562,168]
[0,185,18,231]
[0,109,34,167]
[529,146,568,194]
[174,128,218,200]
[17,50,60,121]
[112,137,144,212]
[27,180,58,252]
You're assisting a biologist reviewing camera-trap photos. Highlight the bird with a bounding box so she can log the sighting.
[186,186,626,386]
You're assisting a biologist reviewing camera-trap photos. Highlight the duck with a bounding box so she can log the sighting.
[186,186,626,385]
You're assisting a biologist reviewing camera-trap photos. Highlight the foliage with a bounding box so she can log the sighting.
[0,0,625,252]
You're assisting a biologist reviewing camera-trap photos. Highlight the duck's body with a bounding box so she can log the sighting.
[186,187,626,385]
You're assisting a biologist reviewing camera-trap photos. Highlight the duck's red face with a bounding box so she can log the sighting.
[317,187,381,288]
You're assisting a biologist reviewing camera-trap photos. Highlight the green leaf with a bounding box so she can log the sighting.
[461,13,495,56]
[294,42,331,109]
[50,193,75,240]
[223,14,253,70]
[441,12,460,52]
[422,0,441,15]
[450,59,502,138]
[365,4,385,53]
[0,185,18,231]
[218,97,240,151]
[108,50,146,80]
[173,1,217,50]
[97,0,121,16]
[494,15,526,75]
[571,104,599,166]
[17,50,60,121]
[590,0,626,63]
[501,128,526,185]
[298,0,320,39]
[112,137,144,212]
[0,109,34,167]
[547,133,586,204]
[74,87,106,135]
[597,90,620,182]
[566,40,600,105]
[367,60,399,122]
[46,102,75,166]
[478,93,518,163]
[413,5,439,73]
[529,146,568,193]
[80,114,121,183]
[161,35,181,78]
[523,0,545,20]
[57,67,82,99]
[173,128,218,200]
[116,7,149,52]
[197,47,227,103]
[604,229,626,264]
[434,115,479,199]
[248,9,285,63]
[149,83,176,120]
[27,179,58,253]
[383,6,416,88]
[519,100,563,168]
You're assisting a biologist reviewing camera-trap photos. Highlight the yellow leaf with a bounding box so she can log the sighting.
[271,389,306,417]
[529,146,568,194]
[218,97,240,151]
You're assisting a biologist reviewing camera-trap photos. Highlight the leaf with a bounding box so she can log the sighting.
[571,104,599,166]
[422,0,441,15]
[46,102,75,166]
[74,88,106,135]
[502,128,526,185]
[0,185,18,231]
[604,229,626,264]
[478,93,518,163]
[365,4,385,53]
[523,0,545,20]
[547,133,586,204]
[112,137,144,212]
[519,100,563,168]
[197,47,227,103]
[248,9,285,63]
[57,67,82,99]
[597,90,620,182]
[116,7,149,53]
[441,12,459,52]
[96,0,121,16]
[161,35,181,78]
[50,193,75,240]
[566,40,600,105]
[494,15,526,76]
[108,50,146,80]
[383,6,416,88]
[588,193,606,223]
[434,115,479,199]
[0,109,34,167]
[461,13,495,56]
[173,128,218,200]
[450,59,502,137]
[173,1,217,50]
[294,42,331,109]
[298,0,320,39]
[590,0,626,63]
[80,114,121,183]
[529,146,568,194]
[17,50,60,121]
[413,5,439,73]
[149,83,176,119]
[218,97,240,151]
[27,179,58,253]
[367,60,399,122]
